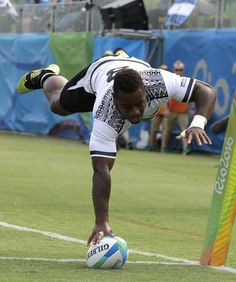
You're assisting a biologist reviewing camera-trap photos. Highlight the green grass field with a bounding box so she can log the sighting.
[0,132,236,281]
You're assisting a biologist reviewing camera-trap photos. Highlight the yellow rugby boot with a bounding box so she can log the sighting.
[16,64,60,94]
[114,48,129,58]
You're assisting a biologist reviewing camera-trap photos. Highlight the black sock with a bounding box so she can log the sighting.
[41,72,57,87]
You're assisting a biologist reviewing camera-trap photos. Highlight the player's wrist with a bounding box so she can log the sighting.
[189,115,207,130]
[95,216,109,224]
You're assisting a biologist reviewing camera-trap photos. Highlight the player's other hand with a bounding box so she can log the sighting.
[87,221,114,246]
[176,127,212,146]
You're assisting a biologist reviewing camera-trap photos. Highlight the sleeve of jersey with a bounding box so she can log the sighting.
[162,71,196,102]
[89,120,118,159]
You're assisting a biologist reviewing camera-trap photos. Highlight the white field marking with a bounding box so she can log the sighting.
[0,221,87,245]
[0,257,187,264]
[1,257,236,274]
[0,256,197,266]
[0,257,85,262]
[0,221,194,264]
[1,221,236,274]
[129,249,198,264]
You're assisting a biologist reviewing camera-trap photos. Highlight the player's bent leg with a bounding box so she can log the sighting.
[43,76,71,116]
[48,91,71,116]
[16,64,60,94]
[59,87,96,113]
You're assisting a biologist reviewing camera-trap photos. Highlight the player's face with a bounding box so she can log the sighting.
[115,88,147,124]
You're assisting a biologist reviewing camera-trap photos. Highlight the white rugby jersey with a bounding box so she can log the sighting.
[71,56,196,159]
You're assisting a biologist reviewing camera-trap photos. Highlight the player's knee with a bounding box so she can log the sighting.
[50,103,59,114]
[50,101,69,116]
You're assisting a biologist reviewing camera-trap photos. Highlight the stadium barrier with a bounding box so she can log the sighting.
[0,1,106,33]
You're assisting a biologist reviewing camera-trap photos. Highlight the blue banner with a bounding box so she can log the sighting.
[163,28,236,153]
[0,34,90,142]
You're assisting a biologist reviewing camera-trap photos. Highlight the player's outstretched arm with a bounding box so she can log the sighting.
[87,157,115,246]
[176,80,216,145]
[189,81,216,120]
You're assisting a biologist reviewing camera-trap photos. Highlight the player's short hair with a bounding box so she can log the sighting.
[113,68,145,98]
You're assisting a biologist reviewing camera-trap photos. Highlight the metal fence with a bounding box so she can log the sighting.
[0,1,105,33]
[1,0,236,34]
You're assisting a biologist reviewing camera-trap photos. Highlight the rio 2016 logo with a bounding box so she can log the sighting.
[214,136,234,195]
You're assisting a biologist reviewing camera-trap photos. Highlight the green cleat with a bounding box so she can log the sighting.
[16,64,60,94]
[114,48,129,58]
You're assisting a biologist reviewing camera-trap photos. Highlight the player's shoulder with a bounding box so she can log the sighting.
[138,68,166,84]
[138,67,193,87]
[158,69,193,87]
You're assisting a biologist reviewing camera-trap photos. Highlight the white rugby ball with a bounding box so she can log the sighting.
[86,236,128,269]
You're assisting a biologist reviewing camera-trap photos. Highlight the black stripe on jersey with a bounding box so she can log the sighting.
[182,78,194,102]
[89,58,150,93]
[90,151,116,157]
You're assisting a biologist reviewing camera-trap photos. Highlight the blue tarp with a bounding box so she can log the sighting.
[0,34,90,142]
[163,29,236,153]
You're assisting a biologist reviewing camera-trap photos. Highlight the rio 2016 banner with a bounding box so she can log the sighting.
[200,91,236,266]
[163,29,236,154]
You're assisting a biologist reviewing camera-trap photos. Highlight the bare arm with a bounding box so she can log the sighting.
[176,80,216,145]
[189,81,216,120]
[87,156,115,246]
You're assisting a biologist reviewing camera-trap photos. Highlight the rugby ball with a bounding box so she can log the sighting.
[86,236,128,269]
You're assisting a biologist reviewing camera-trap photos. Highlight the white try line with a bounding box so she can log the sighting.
[0,256,194,265]
[1,257,236,274]
[0,221,191,263]
[0,221,236,274]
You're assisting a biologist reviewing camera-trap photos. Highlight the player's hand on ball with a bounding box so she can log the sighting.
[176,127,212,146]
[87,221,114,246]
[86,236,128,269]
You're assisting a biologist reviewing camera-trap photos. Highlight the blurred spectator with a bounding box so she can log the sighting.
[149,64,168,151]
[22,0,58,32]
[161,60,190,155]
[117,130,133,150]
